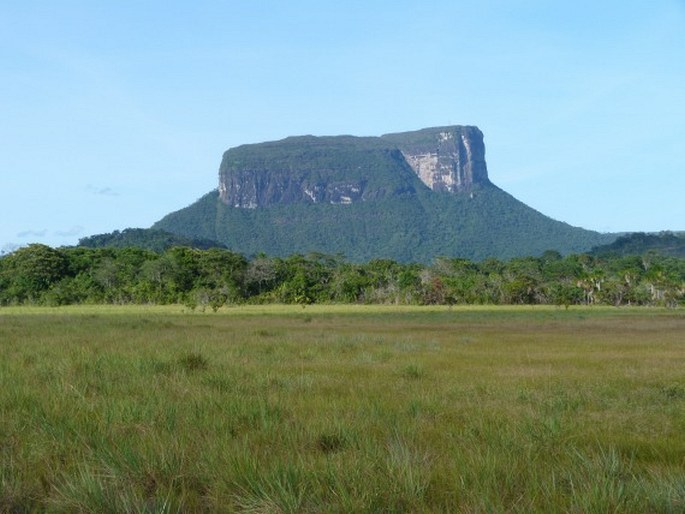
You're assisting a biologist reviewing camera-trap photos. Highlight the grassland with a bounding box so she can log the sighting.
[0,305,683,513]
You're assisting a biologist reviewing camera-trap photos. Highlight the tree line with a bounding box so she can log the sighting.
[0,244,683,308]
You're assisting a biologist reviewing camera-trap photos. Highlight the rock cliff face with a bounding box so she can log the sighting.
[218,126,489,208]
[218,136,419,208]
[382,126,490,193]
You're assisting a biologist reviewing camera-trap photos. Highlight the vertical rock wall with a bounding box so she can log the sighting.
[382,126,490,193]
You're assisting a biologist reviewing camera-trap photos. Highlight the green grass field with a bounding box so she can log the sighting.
[1,305,683,512]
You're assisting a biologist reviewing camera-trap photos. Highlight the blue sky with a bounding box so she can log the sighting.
[2,1,684,253]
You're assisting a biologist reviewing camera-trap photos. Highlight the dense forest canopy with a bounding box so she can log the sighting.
[1,242,682,308]
[78,228,226,252]
[591,232,685,258]
[154,187,615,263]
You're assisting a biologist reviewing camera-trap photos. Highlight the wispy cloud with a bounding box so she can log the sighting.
[1,243,20,255]
[17,229,48,238]
[86,185,120,196]
[55,225,84,237]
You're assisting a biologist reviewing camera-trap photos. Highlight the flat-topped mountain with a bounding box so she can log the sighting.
[154,126,615,262]
[218,126,489,210]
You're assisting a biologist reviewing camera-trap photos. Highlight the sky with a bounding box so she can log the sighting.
[1,0,684,253]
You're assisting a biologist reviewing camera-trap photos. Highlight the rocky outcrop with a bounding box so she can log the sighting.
[217,126,490,208]
[219,168,369,208]
[381,126,490,193]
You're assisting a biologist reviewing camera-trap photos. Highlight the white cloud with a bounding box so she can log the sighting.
[55,225,84,237]
[86,185,120,196]
[17,229,47,238]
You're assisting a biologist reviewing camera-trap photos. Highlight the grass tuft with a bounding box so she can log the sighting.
[316,432,347,455]
[177,352,209,372]
[660,383,685,400]
[401,363,426,380]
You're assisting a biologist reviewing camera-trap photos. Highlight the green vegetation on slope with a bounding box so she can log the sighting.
[1,307,683,512]
[154,186,615,262]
